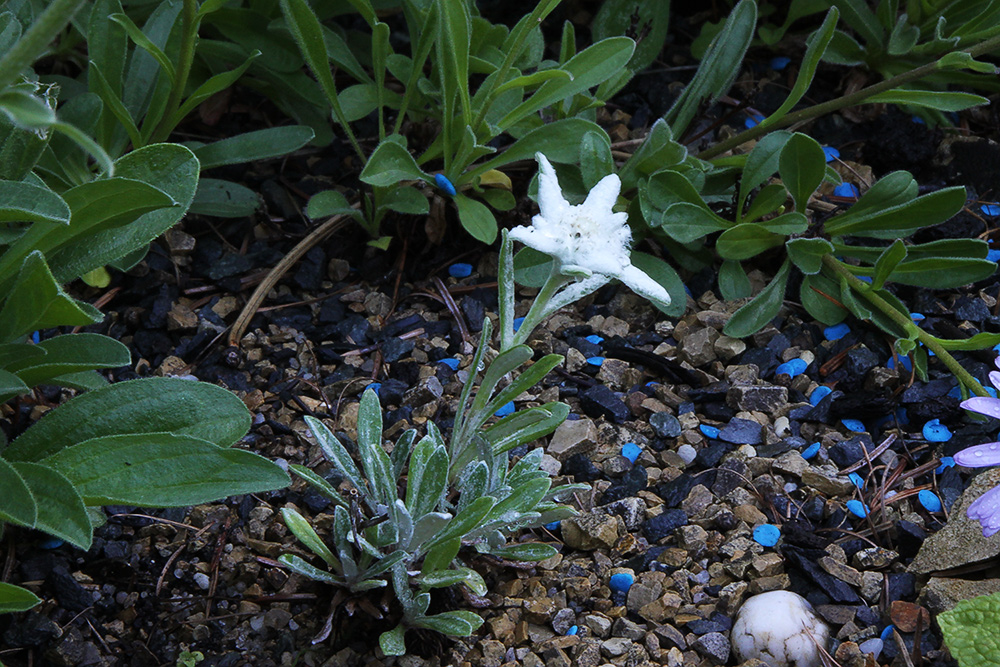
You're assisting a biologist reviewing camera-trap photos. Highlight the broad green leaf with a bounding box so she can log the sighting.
[718,259,751,300]
[618,119,687,189]
[4,333,129,388]
[281,507,338,568]
[406,438,448,518]
[307,190,358,220]
[42,432,289,506]
[0,582,41,613]
[193,126,314,170]
[786,238,834,274]
[454,193,497,244]
[381,185,429,215]
[630,250,687,316]
[0,181,70,225]
[825,186,966,238]
[5,377,251,462]
[0,251,103,342]
[723,259,791,338]
[512,247,553,288]
[884,258,996,288]
[742,183,788,223]
[592,0,671,74]
[190,178,260,218]
[360,140,427,186]
[12,462,91,550]
[497,37,635,131]
[779,133,826,213]
[0,368,30,403]
[738,130,792,206]
[664,0,755,136]
[0,344,45,369]
[864,89,989,112]
[657,203,731,242]
[380,625,407,657]
[468,120,608,181]
[939,591,1000,667]
[832,0,883,47]
[356,388,394,509]
[872,239,907,289]
[758,212,808,235]
[716,223,784,260]
[486,477,550,522]
[579,130,613,190]
[0,456,35,527]
[421,535,461,573]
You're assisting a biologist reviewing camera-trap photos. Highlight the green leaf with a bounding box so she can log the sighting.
[592,0,671,74]
[420,496,495,555]
[454,193,497,244]
[435,0,472,126]
[416,610,483,636]
[307,190,358,220]
[305,415,369,506]
[0,456,35,527]
[110,12,176,85]
[939,591,1000,667]
[406,437,448,518]
[579,130,613,190]
[281,507,338,568]
[935,332,1000,351]
[742,183,788,223]
[4,334,129,388]
[738,130,792,206]
[718,259,751,299]
[381,185,429,215]
[512,247,553,288]
[380,625,407,656]
[277,554,341,584]
[825,186,966,238]
[618,119,687,189]
[723,259,791,338]
[168,51,261,126]
[12,462,91,550]
[0,251,103,342]
[421,535,460,573]
[716,223,785,260]
[664,0,755,136]
[4,377,251,462]
[883,257,996,288]
[193,126,314,170]
[0,89,57,128]
[289,463,347,508]
[190,178,260,218]
[497,37,635,131]
[490,542,558,561]
[0,368,30,403]
[360,140,427,186]
[41,432,289,506]
[480,355,563,430]
[0,582,41,613]
[779,133,826,213]
[758,212,808,235]
[629,251,687,317]
[657,203,731,242]
[484,402,569,455]
[761,8,839,126]
[469,120,608,181]
[356,388,394,509]
[786,238,834,274]
[871,239,907,289]
[0,181,70,225]
[864,89,989,112]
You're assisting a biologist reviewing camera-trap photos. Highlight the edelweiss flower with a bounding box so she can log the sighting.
[509,153,670,309]
[955,358,1000,537]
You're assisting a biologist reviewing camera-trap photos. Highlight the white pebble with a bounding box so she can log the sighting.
[193,572,211,590]
[737,444,757,458]
[677,444,697,465]
[731,591,830,667]
[858,638,883,659]
[774,416,790,437]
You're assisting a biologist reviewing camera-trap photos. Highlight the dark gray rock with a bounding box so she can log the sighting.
[642,509,688,541]
[692,632,730,665]
[650,412,682,438]
[828,434,874,468]
[846,345,881,377]
[718,418,763,445]
[580,385,630,423]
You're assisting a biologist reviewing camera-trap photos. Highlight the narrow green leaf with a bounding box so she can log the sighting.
[490,542,558,561]
[0,582,41,613]
[194,126,315,170]
[289,463,348,508]
[416,610,483,636]
[864,89,989,112]
[356,388,394,509]
[169,51,261,126]
[723,259,791,338]
[468,120,609,181]
[277,554,341,584]
[826,186,966,238]
[420,496,495,555]
[110,13,176,85]
[762,8,839,125]
[872,239,908,289]
[884,257,996,288]
[281,507,338,568]
[935,332,1000,351]
[305,415,368,506]
[484,402,568,455]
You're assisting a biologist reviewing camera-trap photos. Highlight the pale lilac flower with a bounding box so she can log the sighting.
[956,358,1000,536]
[509,153,670,310]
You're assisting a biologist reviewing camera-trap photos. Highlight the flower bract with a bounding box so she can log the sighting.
[509,153,670,309]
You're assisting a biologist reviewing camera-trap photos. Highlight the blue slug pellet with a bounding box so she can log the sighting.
[609,572,634,594]
[434,173,456,196]
[923,419,952,442]
[621,443,641,464]
[918,489,942,512]
[846,500,869,518]
[753,524,781,547]
[448,263,472,278]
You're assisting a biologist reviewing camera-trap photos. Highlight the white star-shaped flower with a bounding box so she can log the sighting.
[509,154,670,309]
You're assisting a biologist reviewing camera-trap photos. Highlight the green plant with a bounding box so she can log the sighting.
[273,0,652,246]
[0,1,290,616]
[279,155,674,653]
[940,590,1000,666]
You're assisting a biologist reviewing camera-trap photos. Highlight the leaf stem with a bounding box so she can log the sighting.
[696,32,1000,161]
[0,0,87,90]
[823,254,989,396]
[150,0,198,143]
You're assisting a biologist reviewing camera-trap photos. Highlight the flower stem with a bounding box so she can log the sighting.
[696,32,1000,161]
[510,268,568,349]
[150,0,198,143]
[823,255,989,397]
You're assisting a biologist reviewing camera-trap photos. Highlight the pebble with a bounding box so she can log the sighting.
[676,444,697,464]
[775,358,807,378]
[650,412,682,438]
[841,419,866,433]
[917,489,942,512]
[807,387,830,407]
[448,263,472,278]
[753,524,781,547]
[693,632,730,665]
[858,638,883,659]
[579,384,630,423]
[193,572,211,590]
[642,509,688,542]
[719,417,763,445]
[621,443,641,464]
[922,419,952,442]
[732,591,830,667]
[609,572,634,594]
[846,500,869,518]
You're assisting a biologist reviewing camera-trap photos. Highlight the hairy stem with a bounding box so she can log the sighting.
[696,32,1000,161]
[823,255,988,397]
[0,0,87,90]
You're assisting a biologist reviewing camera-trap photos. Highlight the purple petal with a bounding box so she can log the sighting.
[967,484,1000,537]
[954,442,1000,468]
[960,396,1000,419]
[990,370,1000,392]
